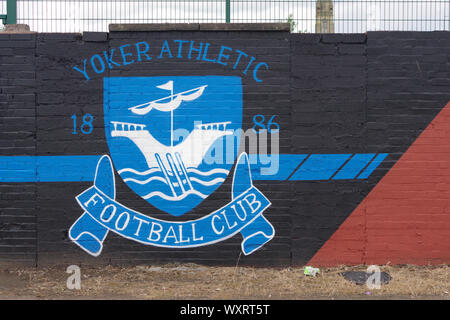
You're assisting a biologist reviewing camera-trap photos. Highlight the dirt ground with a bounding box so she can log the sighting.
[0,263,448,300]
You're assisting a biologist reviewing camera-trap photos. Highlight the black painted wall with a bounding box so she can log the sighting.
[0,33,37,266]
[0,28,449,266]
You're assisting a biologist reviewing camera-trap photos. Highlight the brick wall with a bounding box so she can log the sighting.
[309,32,450,266]
[0,33,36,266]
[0,27,449,266]
[290,33,370,265]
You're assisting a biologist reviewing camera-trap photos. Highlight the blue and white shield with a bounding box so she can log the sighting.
[104,76,243,216]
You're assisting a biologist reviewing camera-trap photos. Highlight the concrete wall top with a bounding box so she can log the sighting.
[108,23,291,32]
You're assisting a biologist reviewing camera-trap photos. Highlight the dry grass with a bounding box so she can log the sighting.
[0,264,448,299]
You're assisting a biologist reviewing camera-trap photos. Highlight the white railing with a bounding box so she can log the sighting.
[195,121,231,132]
[111,121,146,132]
[6,1,449,33]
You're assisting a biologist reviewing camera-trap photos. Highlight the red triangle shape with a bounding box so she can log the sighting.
[309,102,450,266]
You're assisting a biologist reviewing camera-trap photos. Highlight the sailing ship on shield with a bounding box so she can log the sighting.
[110,80,233,203]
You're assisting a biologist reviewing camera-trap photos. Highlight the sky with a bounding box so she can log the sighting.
[1,0,449,33]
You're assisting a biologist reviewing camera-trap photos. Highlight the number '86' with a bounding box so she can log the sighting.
[252,115,280,134]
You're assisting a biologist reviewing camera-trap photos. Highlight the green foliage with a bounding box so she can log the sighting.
[287,14,297,33]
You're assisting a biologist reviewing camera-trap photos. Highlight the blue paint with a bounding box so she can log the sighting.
[37,156,100,182]
[188,40,203,60]
[158,40,173,59]
[0,155,101,182]
[217,45,232,66]
[332,153,376,180]
[201,43,216,63]
[69,155,114,256]
[90,54,105,74]
[289,154,352,181]
[119,44,135,65]
[72,40,269,83]
[357,153,388,179]
[103,48,121,68]
[72,114,94,135]
[104,76,243,216]
[233,49,248,70]
[174,40,189,58]
[0,156,36,182]
[252,115,280,134]
[135,42,151,62]
[253,62,269,83]
[0,154,388,182]
[248,154,307,180]
[72,59,90,81]
[69,154,274,256]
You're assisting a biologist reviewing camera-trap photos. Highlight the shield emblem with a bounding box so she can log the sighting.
[104,76,243,216]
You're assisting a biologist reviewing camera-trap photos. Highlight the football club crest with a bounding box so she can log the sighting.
[69,76,275,256]
[104,76,243,216]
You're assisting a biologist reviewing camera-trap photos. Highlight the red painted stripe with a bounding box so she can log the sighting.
[308,101,450,266]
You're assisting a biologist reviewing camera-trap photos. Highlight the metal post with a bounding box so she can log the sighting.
[225,0,230,23]
[6,0,17,24]
[315,0,334,33]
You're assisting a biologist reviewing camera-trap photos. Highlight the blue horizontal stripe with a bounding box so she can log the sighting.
[289,154,352,181]
[0,154,387,183]
[332,153,376,180]
[357,153,388,179]
[248,154,307,180]
[0,156,36,182]
[0,156,101,182]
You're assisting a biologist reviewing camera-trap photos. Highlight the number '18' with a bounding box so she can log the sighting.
[72,114,94,135]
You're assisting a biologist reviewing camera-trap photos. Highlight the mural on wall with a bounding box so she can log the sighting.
[105,76,243,216]
[2,31,449,266]
[62,40,391,258]
[69,75,275,257]
[0,37,387,261]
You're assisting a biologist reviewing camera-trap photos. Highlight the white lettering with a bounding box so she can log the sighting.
[243,193,261,214]
[192,223,204,241]
[83,193,105,208]
[115,211,130,231]
[100,204,116,223]
[231,203,247,221]
[211,214,224,235]
[147,222,163,241]
[133,216,149,236]
[220,209,237,229]
[163,225,179,243]
[178,225,190,244]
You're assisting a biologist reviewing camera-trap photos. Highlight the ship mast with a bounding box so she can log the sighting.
[128,82,207,151]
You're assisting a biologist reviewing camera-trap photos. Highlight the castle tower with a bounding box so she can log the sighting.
[315,0,334,33]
